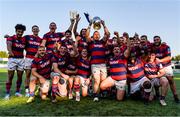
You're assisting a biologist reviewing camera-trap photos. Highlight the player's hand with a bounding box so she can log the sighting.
[85,79,90,86]
[4,34,10,38]
[148,75,157,79]
[76,14,81,22]
[89,19,93,27]
[70,18,75,24]
[62,74,69,80]
[8,51,14,57]
[114,31,119,37]
[155,58,161,63]
[76,35,81,41]
[101,20,105,27]
[54,42,61,50]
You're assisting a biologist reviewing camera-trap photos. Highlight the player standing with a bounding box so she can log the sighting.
[5,24,26,100]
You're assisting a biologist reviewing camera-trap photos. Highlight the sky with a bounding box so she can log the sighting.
[0,0,179,56]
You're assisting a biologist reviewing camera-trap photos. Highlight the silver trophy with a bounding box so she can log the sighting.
[69,10,78,41]
[84,13,102,30]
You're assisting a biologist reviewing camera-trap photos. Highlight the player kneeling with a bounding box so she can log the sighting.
[27,46,53,103]
[127,53,152,104]
[145,50,169,106]
[74,48,91,101]
[51,45,71,103]
[100,46,130,101]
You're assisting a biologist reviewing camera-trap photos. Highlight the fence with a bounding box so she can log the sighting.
[0,58,8,68]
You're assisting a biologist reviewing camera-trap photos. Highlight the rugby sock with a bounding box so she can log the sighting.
[16,80,22,92]
[93,93,98,97]
[69,89,72,94]
[100,89,108,97]
[74,83,80,92]
[29,92,34,97]
[25,86,29,90]
[174,94,179,99]
[174,94,179,102]
[6,82,12,94]
[52,84,58,97]
[160,96,165,100]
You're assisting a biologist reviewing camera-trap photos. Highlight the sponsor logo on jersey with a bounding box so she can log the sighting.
[40,60,50,68]
[94,44,103,48]
[29,41,40,46]
[110,60,118,65]
[15,43,25,48]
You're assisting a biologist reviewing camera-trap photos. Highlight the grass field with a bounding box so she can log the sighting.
[0,69,180,116]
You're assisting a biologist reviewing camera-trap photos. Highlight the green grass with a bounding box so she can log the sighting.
[0,61,7,64]
[0,69,180,116]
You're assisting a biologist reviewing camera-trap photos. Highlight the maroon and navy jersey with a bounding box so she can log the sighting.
[139,42,152,56]
[52,53,68,73]
[24,35,42,58]
[88,40,106,64]
[77,57,91,78]
[105,39,113,59]
[144,61,163,76]
[31,53,53,79]
[153,44,171,67]
[130,46,141,57]
[43,32,64,53]
[77,37,88,52]
[61,38,74,52]
[109,57,127,81]
[127,58,145,82]
[6,35,26,58]
[66,57,77,75]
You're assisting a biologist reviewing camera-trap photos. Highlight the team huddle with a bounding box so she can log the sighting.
[4,14,179,106]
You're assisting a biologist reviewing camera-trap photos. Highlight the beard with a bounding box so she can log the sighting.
[154,41,161,46]
[39,53,45,57]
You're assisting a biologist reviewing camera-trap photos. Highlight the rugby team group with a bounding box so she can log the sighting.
[4,14,179,106]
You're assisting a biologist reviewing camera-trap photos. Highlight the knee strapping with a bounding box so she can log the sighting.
[143,81,152,93]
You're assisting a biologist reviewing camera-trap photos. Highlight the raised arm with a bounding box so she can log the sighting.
[73,14,81,35]
[101,20,110,42]
[114,31,121,44]
[85,21,93,42]
[67,18,75,32]
[40,37,47,47]
[124,37,131,58]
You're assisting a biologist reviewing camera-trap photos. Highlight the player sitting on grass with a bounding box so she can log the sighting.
[144,50,169,106]
[51,45,70,103]
[100,36,130,101]
[127,53,152,104]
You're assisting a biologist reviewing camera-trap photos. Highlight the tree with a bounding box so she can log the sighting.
[0,51,8,58]
[172,55,180,61]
